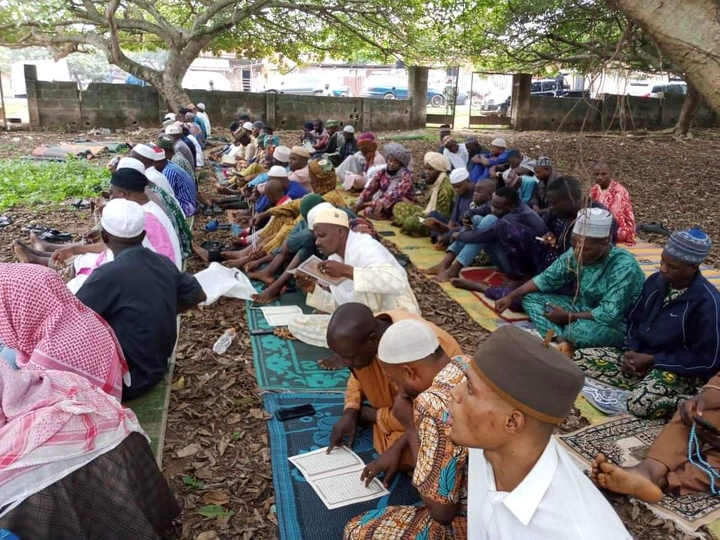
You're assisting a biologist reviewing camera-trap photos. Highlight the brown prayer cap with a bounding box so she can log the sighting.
[472,326,584,424]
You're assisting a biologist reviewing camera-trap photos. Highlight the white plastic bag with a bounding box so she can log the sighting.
[194,262,256,306]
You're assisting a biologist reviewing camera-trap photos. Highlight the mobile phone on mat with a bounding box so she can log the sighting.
[275,404,316,421]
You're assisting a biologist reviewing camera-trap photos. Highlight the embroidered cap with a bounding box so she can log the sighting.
[268,165,289,178]
[307,202,335,230]
[450,167,470,185]
[291,146,311,159]
[665,228,713,265]
[572,208,613,239]
[377,319,440,365]
[536,156,552,167]
[312,206,349,229]
[471,326,585,424]
[273,145,291,163]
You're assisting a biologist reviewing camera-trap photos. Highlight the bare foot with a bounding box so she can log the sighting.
[450,277,489,292]
[248,270,276,286]
[591,454,664,503]
[12,240,49,266]
[433,268,460,283]
[317,353,347,371]
[192,243,210,263]
[244,260,264,273]
[423,263,447,276]
[251,289,280,305]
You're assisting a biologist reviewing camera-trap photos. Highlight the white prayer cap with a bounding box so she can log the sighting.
[242,121,253,131]
[117,157,146,175]
[273,145,291,163]
[268,165,288,178]
[152,146,166,161]
[196,103,206,111]
[491,138,507,148]
[101,199,145,238]
[132,144,158,161]
[378,319,440,365]
[307,202,335,230]
[164,124,182,135]
[450,167,470,185]
[163,112,176,122]
[343,125,355,134]
[312,206,349,229]
[573,208,613,239]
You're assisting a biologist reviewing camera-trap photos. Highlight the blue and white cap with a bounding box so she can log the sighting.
[665,228,712,265]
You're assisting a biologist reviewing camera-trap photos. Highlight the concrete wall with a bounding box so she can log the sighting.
[521,93,720,131]
[25,68,413,132]
[526,96,602,131]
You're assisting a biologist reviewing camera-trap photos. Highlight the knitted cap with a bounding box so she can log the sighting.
[273,146,291,163]
[343,125,355,133]
[268,165,289,178]
[377,319,440,365]
[491,138,506,148]
[450,167,470,185]
[573,208,613,238]
[326,120,339,127]
[300,194,325,221]
[665,228,712,265]
[536,156,552,167]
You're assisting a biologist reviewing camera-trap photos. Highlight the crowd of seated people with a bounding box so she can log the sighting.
[7,112,720,539]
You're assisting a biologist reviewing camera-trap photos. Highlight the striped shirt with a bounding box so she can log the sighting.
[163,162,197,217]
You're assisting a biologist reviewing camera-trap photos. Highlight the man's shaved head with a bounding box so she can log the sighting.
[326,303,386,369]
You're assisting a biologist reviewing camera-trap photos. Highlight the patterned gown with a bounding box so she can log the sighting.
[393,177,455,237]
[344,356,468,540]
[590,181,636,245]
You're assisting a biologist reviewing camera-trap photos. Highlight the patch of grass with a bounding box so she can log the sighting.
[0,158,109,210]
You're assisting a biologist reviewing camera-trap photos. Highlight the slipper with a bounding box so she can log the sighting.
[39,230,73,243]
[22,225,50,234]
[71,199,91,209]
[205,219,220,232]
[637,222,672,237]
[0,216,11,228]
[200,240,226,252]
[394,253,410,267]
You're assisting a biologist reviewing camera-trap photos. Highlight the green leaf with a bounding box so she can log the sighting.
[197,505,235,518]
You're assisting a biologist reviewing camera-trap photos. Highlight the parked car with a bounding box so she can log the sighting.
[479,93,511,116]
[264,75,350,96]
[531,78,569,97]
[359,81,446,106]
[627,81,686,98]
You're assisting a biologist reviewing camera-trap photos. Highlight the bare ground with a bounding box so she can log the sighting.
[1,127,719,539]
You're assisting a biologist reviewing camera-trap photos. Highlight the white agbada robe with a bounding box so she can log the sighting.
[468,438,631,540]
[288,231,420,347]
[443,143,469,170]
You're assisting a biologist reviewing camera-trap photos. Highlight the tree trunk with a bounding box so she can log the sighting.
[159,50,192,112]
[605,0,720,116]
[675,82,700,136]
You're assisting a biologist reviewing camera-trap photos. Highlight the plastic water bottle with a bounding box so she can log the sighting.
[213,328,237,354]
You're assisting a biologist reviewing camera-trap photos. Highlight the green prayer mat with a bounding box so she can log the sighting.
[127,359,174,466]
[247,288,349,392]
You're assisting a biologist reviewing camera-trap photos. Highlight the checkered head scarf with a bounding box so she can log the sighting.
[0,263,127,399]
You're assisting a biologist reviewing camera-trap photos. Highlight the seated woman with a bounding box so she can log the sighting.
[352,143,414,219]
[589,161,636,245]
[574,228,720,419]
[495,208,646,357]
[392,152,454,237]
[0,363,179,537]
[0,263,127,400]
[338,132,386,191]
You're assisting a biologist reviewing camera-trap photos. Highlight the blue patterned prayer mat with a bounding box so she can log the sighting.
[263,393,421,540]
[580,377,633,415]
[246,289,350,392]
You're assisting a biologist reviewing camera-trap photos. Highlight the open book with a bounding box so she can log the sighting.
[288,446,390,509]
[286,255,346,289]
[259,306,303,327]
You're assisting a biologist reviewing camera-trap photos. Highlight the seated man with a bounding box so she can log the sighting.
[309,119,330,153]
[76,199,206,401]
[442,136,469,170]
[422,167,475,246]
[325,304,462,480]
[425,186,547,284]
[589,161,636,245]
[449,326,631,538]
[287,207,420,348]
[533,156,560,211]
[574,228,720,418]
[338,132,386,191]
[505,169,539,207]
[592,371,720,503]
[537,176,618,270]
[288,146,311,191]
[345,319,468,539]
[496,208,645,357]
[353,143,414,219]
[333,125,357,166]
[469,137,509,182]
[496,149,535,187]
[316,119,340,155]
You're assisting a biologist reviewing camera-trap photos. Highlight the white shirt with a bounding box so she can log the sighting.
[196,111,211,136]
[443,143,468,170]
[468,438,631,540]
[186,134,205,167]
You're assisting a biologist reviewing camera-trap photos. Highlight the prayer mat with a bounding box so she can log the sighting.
[73,140,128,153]
[263,393,421,540]
[580,377,632,415]
[559,416,720,532]
[247,287,349,392]
[625,241,720,290]
[458,267,530,322]
[31,145,106,158]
